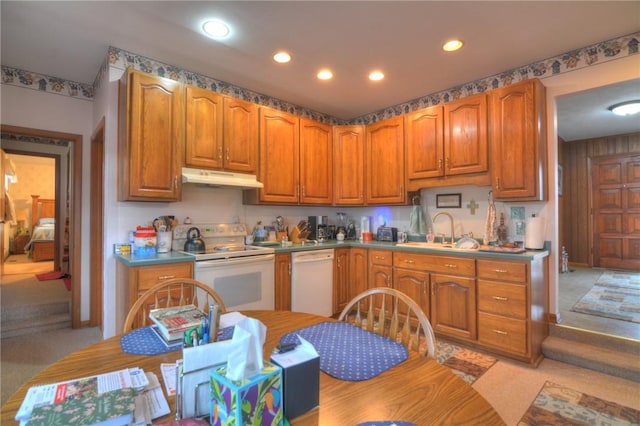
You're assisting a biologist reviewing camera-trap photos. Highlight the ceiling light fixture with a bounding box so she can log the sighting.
[317,69,333,80]
[608,100,640,116]
[442,39,463,52]
[202,19,230,39]
[273,51,291,64]
[369,70,385,81]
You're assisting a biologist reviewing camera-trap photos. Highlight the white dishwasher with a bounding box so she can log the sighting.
[291,249,334,317]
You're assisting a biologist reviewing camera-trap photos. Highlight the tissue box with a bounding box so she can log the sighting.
[271,347,320,419]
[210,362,283,426]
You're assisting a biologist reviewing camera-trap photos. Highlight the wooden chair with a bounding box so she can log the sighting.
[338,287,437,359]
[123,278,227,333]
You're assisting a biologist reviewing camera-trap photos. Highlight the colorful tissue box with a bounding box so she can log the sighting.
[210,362,283,426]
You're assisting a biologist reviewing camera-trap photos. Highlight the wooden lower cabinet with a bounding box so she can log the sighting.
[430,273,476,340]
[274,253,292,311]
[117,261,194,330]
[333,248,350,314]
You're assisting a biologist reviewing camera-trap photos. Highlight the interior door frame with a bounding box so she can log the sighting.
[0,124,82,328]
[90,118,104,328]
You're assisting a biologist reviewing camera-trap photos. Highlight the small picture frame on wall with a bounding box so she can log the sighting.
[436,193,462,208]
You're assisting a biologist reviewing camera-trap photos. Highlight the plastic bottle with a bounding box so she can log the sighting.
[426,228,435,243]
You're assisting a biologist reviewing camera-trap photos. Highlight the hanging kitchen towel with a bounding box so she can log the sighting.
[483,191,496,245]
[409,196,426,235]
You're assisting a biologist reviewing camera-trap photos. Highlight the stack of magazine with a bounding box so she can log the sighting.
[15,367,170,426]
[149,304,206,343]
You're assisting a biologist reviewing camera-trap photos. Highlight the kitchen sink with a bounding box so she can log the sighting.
[401,241,480,251]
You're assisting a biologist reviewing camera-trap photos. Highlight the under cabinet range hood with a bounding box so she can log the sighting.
[181,167,263,189]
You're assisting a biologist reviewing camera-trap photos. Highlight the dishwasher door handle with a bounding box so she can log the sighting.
[293,255,334,264]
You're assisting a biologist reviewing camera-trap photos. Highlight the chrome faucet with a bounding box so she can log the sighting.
[432,212,455,245]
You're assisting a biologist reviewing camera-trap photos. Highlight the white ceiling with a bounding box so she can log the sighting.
[1,1,639,138]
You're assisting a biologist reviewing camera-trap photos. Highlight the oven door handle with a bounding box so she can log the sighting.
[195,254,275,268]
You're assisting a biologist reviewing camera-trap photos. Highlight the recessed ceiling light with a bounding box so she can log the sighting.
[202,19,230,39]
[442,39,463,52]
[273,51,292,64]
[369,70,385,81]
[608,100,640,116]
[317,69,333,80]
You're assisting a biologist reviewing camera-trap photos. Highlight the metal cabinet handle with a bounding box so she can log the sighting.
[225,147,230,161]
[493,269,508,273]
[492,296,508,301]
[496,177,501,190]
[492,329,508,335]
[158,275,176,280]
[218,146,223,160]
[404,259,415,264]
[438,158,443,171]
[444,263,458,269]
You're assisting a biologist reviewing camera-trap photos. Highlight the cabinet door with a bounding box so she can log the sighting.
[223,97,258,173]
[333,248,350,314]
[366,116,405,204]
[274,253,291,311]
[349,248,368,301]
[430,273,477,340]
[185,85,223,169]
[299,118,333,204]
[405,106,444,179]
[444,93,488,176]
[258,108,300,203]
[333,125,365,205]
[490,79,546,200]
[119,70,183,201]
[393,267,430,317]
[369,264,393,289]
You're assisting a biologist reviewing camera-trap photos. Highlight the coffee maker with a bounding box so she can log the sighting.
[307,215,328,240]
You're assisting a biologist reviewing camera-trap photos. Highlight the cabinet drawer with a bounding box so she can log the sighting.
[369,249,392,266]
[136,262,193,291]
[478,312,527,355]
[478,280,527,319]
[425,255,475,277]
[477,259,527,282]
[393,251,430,269]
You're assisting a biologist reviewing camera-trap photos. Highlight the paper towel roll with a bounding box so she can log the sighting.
[525,216,544,249]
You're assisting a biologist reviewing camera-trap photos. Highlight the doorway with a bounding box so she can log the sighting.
[1,124,82,328]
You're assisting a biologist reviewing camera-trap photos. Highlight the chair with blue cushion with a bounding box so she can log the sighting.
[338,287,437,359]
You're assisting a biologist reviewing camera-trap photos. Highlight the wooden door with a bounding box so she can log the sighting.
[258,108,299,203]
[366,116,405,204]
[430,273,477,340]
[490,79,546,201]
[333,125,365,205]
[223,97,258,173]
[299,118,333,204]
[349,248,368,300]
[405,106,444,179]
[185,85,223,170]
[119,70,183,201]
[333,248,350,314]
[592,154,640,270]
[274,253,292,310]
[393,267,430,317]
[444,93,488,176]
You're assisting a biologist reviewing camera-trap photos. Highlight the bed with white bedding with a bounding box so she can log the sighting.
[25,195,56,261]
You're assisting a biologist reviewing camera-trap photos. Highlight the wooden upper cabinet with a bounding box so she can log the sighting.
[118,69,183,201]
[366,116,405,204]
[256,107,300,204]
[299,118,333,204]
[444,93,488,176]
[490,79,546,201]
[223,97,258,174]
[333,125,365,205]
[184,85,223,170]
[405,106,444,180]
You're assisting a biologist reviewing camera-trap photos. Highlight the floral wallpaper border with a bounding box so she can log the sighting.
[2,32,638,125]
[0,132,70,147]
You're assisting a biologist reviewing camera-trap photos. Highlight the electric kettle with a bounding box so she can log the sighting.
[184,227,206,252]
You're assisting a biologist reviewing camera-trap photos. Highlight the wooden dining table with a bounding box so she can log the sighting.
[1,310,504,425]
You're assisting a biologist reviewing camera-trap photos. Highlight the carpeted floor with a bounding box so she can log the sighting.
[519,381,640,425]
[571,270,640,323]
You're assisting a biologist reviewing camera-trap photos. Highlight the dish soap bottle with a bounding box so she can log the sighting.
[497,213,508,245]
[426,228,435,243]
